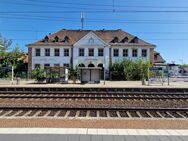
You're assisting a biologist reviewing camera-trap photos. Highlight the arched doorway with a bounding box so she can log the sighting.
[78,63,85,67]
[88,63,95,67]
[97,63,103,68]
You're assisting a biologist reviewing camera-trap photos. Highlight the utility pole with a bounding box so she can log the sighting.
[112,0,115,12]
[11,66,14,85]
[81,12,84,30]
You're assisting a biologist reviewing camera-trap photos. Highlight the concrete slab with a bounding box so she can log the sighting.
[0,128,187,136]
[1,80,188,88]
[0,134,187,141]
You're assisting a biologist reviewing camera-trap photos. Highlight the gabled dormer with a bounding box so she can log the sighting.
[43,35,49,43]
[130,36,139,43]
[121,37,129,43]
[111,37,119,43]
[63,36,69,43]
[54,36,59,42]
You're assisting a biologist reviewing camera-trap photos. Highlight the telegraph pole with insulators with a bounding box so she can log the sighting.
[81,12,84,30]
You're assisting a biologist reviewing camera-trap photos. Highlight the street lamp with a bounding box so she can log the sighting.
[103,46,106,85]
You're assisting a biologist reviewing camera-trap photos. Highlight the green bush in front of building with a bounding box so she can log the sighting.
[31,68,46,82]
[110,59,151,81]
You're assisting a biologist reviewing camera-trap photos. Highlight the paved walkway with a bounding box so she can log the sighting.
[0,80,188,88]
[0,128,187,141]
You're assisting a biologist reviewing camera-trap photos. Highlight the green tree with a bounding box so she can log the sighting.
[0,34,26,78]
[31,68,46,81]
[0,34,12,52]
[110,61,124,80]
[110,59,151,81]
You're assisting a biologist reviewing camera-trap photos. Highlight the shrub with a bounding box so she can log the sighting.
[110,59,151,81]
[31,68,46,81]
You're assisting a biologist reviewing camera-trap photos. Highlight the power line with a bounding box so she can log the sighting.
[1,10,188,14]
[1,14,188,24]
[23,0,188,9]
[0,1,112,11]
[2,13,188,23]
[1,29,188,35]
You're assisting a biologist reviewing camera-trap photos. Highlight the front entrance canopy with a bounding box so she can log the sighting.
[80,67,101,84]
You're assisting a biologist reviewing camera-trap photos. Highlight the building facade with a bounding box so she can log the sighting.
[27,29,156,74]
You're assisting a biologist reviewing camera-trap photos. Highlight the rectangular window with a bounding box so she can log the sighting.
[123,49,128,57]
[142,49,147,57]
[63,63,69,67]
[45,48,50,56]
[79,48,84,56]
[98,48,104,56]
[54,48,60,56]
[132,49,138,57]
[113,49,119,57]
[64,48,69,56]
[54,64,60,67]
[44,64,50,68]
[35,49,40,56]
[88,48,94,56]
[34,64,40,68]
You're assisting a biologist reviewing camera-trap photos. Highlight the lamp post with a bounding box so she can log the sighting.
[103,46,106,85]
[167,63,170,86]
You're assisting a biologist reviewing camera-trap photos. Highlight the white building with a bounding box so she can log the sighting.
[27,29,156,76]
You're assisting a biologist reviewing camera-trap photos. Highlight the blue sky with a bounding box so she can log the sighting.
[0,0,188,64]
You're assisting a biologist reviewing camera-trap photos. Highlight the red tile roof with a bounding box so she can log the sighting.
[27,29,155,47]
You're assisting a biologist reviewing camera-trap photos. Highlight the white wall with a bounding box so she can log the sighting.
[111,46,150,64]
[73,46,109,69]
[31,46,71,69]
[73,32,109,69]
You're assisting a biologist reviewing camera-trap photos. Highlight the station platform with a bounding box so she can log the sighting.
[0,80,188,88]
[0,128,187,141]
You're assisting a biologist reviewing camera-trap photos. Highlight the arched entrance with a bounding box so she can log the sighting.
[78,63,85,67]
[88,63,95,67]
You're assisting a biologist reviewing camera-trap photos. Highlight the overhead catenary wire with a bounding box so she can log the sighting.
[1,29,188,34]
[1,13,188,23]
[1,10,188,14]
[1,14,188,24]
[0,1,113,11]
[22,0,188,9]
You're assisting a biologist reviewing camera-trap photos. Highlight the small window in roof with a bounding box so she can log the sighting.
[44,36,49,43]
[111,37,119,43]
[54,36,59,42]
[121,37,128,43]
[64,36,69,43]
[130,36,139,43]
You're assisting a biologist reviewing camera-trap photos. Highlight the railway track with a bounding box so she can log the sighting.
[0,87,188,95]
[0,87,187,120]
[0,93,187,100]
[0,108,187,119]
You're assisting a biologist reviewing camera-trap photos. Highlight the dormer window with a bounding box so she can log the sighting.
[130,37,139,43]
[121,37,128,43]
[54,36,59,42]
[44,36,49,43]
[111,37,119,43]
[64,36,69,43]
